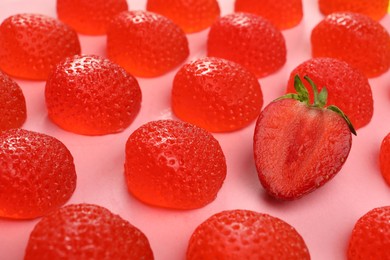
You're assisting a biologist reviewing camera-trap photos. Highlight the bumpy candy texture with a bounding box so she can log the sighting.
[107,11,189,77]
[234,0,303,29]
[0,129,76,219]
[25,204,154,260]
[0,14,80,80]
[45,55,142,135]
[254,99,352,200]
[286,57,373,129]
[187,209,310,259]
[379,133,390,186]
[146,0,220,33]
[311,12,390,78]
[172,57,263,132]
[319,0,389,21]
[0,70,26,130]
[207,13,286,78]
[57,0,128,35]
[348,206,390,260]
[125,120,226,209]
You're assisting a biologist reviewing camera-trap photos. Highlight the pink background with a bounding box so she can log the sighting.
[0,0,389,259]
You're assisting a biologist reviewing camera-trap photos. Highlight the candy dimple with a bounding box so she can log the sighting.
[187,209,310,259]
[0,129,76,219]
[24,203,154,259]
[146,0,220,33]
[0,70,26,130]
[0,13,80,80]
[57,0,128,35]
[107,10,189,77]
[234,0,303,29]
[311,12,390,78]
[45,55,142,135]
[207,12,286,78]
[125,120,226,209]
[172,57,263,132]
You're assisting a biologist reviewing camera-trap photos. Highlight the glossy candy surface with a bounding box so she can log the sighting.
[25,203,154,260]
[0,14,80,80]
[45,55,142,135]
[207,12,286,78]
[125,120,226,209]
[379,133,390,186]
[107,10,189,77]
[172,57,263,132]
[0,129,76,219]
[311,12,390,78]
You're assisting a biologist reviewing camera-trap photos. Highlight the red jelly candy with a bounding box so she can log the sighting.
[0,70,26,130]
[57,0,128,35]
[348,206,390,259]
[319,0,389,21]
[187,209,310,259]
[286,57,373,129]
[0,14,81,80]
[0,129,76,219]
[45,55,142,135]
[207,13,286,78]
[107,11,189,77]
[311,12,390,78]
[125,120,226,209]
[172,57,263,132]
[146,0,220,33]
[25,203,154,259]
[379,132,390,186]
[234,0,303,29]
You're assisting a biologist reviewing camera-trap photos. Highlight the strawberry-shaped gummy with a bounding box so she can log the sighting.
[254,76,355,200]
[107,11,189,77]
[379,132,390,186]
[172,57,263,132]
[146,0,220,33]
[45,55,141,135]
[0,129,76,219]
[125,120,226,209]
[0,14,80,80]
[207,12,286,78]
[311,12,390,78]
[234,0,303,30]
[57,0,128,35]
[286,57,373,130]
[319,0,389,21]
[187,209,310,259]
[348,206,390,259]
[25,203,154,260]
[0,70,26,130]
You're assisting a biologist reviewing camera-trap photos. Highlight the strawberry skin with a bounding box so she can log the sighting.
[253,76,353,200]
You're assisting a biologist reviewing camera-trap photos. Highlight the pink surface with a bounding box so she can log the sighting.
[0,0,389,259]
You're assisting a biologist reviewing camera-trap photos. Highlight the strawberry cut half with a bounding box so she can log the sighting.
[253,75,355,200]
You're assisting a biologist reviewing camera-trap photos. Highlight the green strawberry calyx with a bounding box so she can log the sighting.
[277,75,357,136]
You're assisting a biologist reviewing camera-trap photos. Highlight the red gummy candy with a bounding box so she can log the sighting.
[207,13,286,78]
[286,57,373,129]
[172,57,263,132]
[311,12,390,78]
[57,0,128,35]
[0,129,76,219]
[234,0,303,29]
[187,209,310,259]
[107,11,189,77]
[125,120,226,209]
[0,14,81,80]
[379,132,390,186]
[146,0,220,33]
[45,55,142,135]
[0,70,26,130]
[25,203,154,260]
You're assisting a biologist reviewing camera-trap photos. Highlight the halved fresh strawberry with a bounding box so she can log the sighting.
[253,75,355,200]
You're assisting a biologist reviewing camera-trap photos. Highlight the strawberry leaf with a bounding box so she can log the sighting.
[327,105,357,136]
